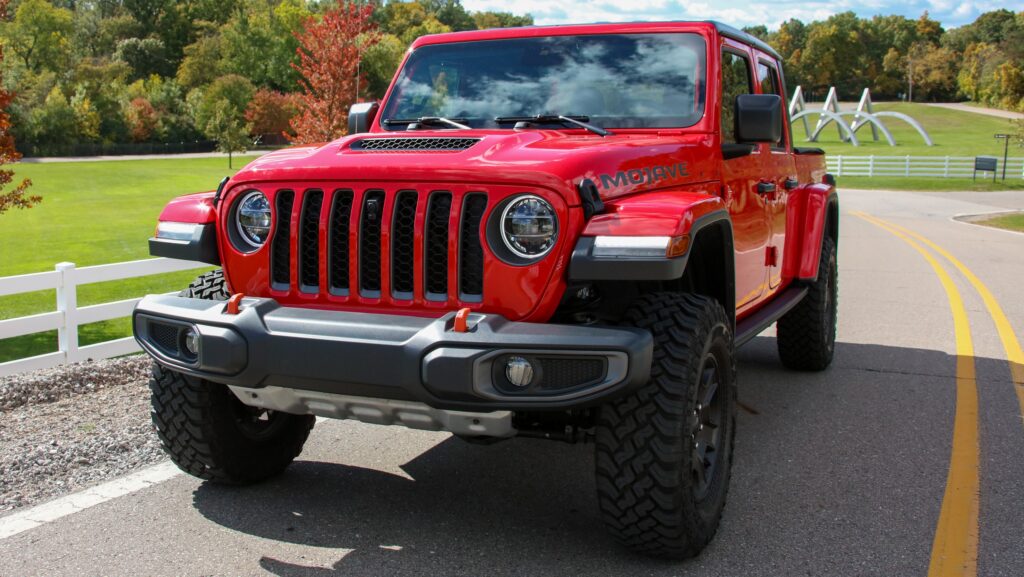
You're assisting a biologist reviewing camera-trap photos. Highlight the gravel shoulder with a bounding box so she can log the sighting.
[0,356,165,514]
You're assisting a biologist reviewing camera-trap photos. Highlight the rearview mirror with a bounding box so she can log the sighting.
[348,101,380,135]
[735,94,782,144]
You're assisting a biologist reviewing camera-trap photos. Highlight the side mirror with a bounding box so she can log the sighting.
[735,94,782,144]
[348,101,380,135]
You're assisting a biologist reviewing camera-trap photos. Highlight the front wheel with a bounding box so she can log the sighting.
[149,364,315,484]
[150,269,314,484]
[595,293,737,559]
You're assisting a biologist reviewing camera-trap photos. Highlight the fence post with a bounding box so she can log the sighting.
[836,155,843,176]
[55,262,78,364]
[869,156,874,178]
[905,155,911,177]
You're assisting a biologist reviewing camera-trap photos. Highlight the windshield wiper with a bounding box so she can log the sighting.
[494,115,612,137]
[382,116,471,130]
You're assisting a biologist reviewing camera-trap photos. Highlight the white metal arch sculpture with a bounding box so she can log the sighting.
[832,111,896,145]
[791,109,860,146]
[788,87,934,147]
[871,111,935,146]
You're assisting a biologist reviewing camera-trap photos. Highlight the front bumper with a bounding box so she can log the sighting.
[132,295,652,411]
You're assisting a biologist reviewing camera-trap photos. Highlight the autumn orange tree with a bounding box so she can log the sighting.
[0,0,37,216]
[289,2,378,145]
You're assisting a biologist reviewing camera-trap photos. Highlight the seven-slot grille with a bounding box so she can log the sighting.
[269,187,488,303]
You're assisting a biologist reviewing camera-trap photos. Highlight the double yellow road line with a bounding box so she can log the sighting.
[852,211,1024,577]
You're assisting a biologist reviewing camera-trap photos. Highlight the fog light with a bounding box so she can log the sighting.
[183,328,200,356]
[505,356,534,388]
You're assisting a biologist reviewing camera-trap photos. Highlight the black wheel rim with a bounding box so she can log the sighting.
[231,401,287,440]
[690,353,724,500]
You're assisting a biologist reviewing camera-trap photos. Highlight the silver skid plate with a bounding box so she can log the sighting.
[229,386,516,437]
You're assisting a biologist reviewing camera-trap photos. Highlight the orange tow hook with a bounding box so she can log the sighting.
[225,293,245,315]
[453,307,471,333]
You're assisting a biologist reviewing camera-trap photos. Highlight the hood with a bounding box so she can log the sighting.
[231,129,718,203]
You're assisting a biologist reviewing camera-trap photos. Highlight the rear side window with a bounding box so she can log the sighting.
[721,51,753,144]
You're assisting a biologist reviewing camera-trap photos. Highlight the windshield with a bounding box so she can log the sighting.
[380,33,707,130]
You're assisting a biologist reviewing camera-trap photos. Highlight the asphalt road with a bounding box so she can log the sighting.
[2,187,1023,577]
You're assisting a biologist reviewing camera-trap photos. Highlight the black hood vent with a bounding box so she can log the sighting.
[350,137,480,152]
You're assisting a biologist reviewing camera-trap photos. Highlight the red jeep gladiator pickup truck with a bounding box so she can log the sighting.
[134,20,837,558]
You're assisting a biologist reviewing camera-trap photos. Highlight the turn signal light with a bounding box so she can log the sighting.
[667,235,689,257]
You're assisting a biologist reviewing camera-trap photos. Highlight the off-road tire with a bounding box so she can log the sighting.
[149,270,314,484]
[180,269,231,300]
[595,293,737,559]
[776,236,838,371]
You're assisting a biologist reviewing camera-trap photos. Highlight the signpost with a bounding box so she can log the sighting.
[994,134,1010,181]
[974,156,997,182]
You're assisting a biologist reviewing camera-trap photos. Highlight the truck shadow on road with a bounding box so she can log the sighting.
[189,336,1020,577]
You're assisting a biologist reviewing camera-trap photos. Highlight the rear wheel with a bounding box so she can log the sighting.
[150,269,314,484]
[595,293,737,559]
[777,236,838,371]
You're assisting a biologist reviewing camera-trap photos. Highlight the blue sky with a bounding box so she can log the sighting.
[462,0,1021,29]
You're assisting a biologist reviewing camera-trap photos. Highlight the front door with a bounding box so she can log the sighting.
[721,47,771,312]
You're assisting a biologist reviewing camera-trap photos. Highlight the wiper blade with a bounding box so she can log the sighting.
[382,116,471,130]
[494,115,612,137]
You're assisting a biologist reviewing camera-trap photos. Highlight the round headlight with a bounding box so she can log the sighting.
[236,191,271,249]
[500,195,558,258]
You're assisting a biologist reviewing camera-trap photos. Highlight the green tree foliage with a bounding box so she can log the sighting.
[2,0,74,72]
[176,34,224,90]
[219,0,311,91]
[472,11,532,29]
[204,99,249,168]
[190,74,255,133]
[115,37,170,79]
[361,32,405,98]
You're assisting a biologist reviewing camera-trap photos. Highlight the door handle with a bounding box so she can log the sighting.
[757,181,776,195]
[783,177,799,190]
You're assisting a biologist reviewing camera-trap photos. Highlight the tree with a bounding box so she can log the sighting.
[205,100,249,169]
[125,97,158,141]
[290,2,377,144]
[0,0,37,215]
[245,88,298,137]
[190,74,255,132]
[220,0,312,91]
[471,11,532,29]
[361,32,404,98]
[2,0,74,72]
[176,34,225,90]
[115,37,171,80]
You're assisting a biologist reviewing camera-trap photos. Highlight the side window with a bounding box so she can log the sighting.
[721,51,753,144]
[757,62,786,148]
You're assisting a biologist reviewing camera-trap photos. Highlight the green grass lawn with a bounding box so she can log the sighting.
[0,156,252,362]
[975,212,1024,232]
[838,176,1024,191]
[795,102,1020,159]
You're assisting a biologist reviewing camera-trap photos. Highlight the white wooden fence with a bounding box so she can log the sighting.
[828,155,1024,179]
[0,258,208,377]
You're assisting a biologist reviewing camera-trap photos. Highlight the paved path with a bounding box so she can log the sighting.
[2,188,1023,576]
[20,151,270,163]
[924,102,1024,120]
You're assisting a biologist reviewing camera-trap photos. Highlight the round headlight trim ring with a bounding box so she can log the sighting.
[235,190,272,250]
[499,194,558,260]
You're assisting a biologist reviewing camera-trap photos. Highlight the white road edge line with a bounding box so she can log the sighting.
[0,415,333,540]
[0,461,182,540]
